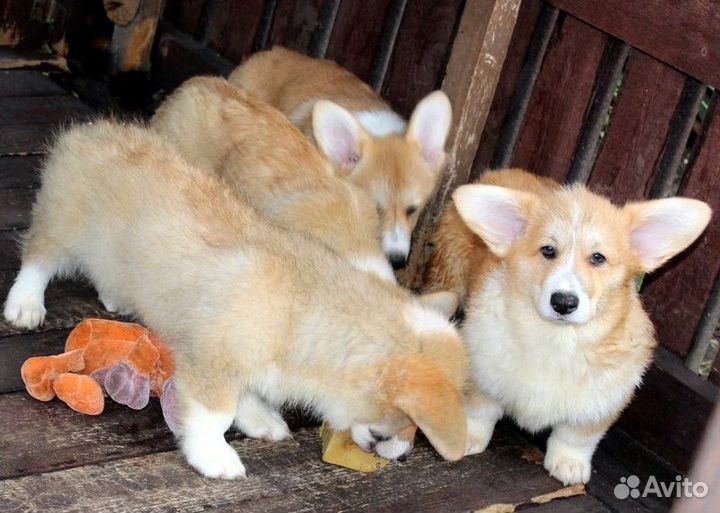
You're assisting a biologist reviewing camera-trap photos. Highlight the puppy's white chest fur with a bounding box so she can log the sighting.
[463,270,642,432]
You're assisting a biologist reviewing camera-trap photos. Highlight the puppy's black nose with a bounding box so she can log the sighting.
[550,292,579,315]
[388,254,407,270]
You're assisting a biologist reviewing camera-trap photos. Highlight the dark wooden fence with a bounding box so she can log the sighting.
[153,0,720,387]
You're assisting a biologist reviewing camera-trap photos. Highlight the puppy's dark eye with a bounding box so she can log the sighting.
[590,252,606,266]
[369,429,391,442]
[406,205,418,216]
[540,246,556,259]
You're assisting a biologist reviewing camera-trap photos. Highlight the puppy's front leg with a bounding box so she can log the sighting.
[180,395,246,480]
[464,387,503,455]
[234,393,291,441]
[544,420,610,485]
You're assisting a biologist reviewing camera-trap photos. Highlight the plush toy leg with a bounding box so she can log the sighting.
[21,349,86,401]
[53,373,104,415]
[65,318,149,352]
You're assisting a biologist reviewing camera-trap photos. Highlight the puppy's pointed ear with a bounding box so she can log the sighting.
[384,356,466,461]
[452,183,536,257]
[623,197,711,273]
[312,101,368,170]
[406,91,452,169]
[418,291,459,318]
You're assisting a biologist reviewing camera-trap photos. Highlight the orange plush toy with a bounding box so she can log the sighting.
[21,319,177,428]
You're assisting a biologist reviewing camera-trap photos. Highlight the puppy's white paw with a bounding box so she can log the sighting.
[465,415,495,455]
[3,294,46,329]
[544,445,591,484]
[376,436,413,461]
[184,439,246,480]
[235,410,292,441]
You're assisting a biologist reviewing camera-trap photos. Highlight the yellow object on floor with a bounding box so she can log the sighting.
[319,423,390,473]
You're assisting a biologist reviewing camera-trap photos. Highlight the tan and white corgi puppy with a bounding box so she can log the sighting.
[423,168,711,485]
[3,121,468,479]
[152,76,395,283]
[229,47,453,269]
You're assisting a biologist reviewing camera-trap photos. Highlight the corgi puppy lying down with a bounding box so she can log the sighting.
[3,121,468,478]
[152,76,395,283]
[424,168,711,485]
[229,47,453,269]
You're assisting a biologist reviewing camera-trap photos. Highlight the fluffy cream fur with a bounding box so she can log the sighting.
[425,168,711,485]
[3,121,469,478]
[151,76,394,283]
[229,47,452,267]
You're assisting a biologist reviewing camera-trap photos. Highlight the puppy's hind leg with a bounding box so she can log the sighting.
[3,231,70,329]
[176,376,246,479]
[234,393,291,441]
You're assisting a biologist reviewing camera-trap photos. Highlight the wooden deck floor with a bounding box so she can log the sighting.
[0,68,669,513]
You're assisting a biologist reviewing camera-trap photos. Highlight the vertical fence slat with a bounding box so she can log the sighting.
[201,0,267,63]
[471,0,543,177]
[324,0,394,81]
[586,50,686,201]
[163,0,208,36]
[380,0,465,117]
[711,352,720,386]
[564,39,629,184]
[491,3,558,169]
[403,0,522,288]
[510,14,607,182]
[269,0,326,55]
[642,97,720,357]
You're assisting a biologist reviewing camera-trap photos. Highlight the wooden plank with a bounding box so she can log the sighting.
[0,95,92,126]
[201,0,267,63]
[712,352,720,387]
[589,427,678,513]
[110,0,165,72]
[0,425,571,513]
[522,495,610,513]
[162,0,207,35]
[0,230,23,270]
[642,98,720,356]
[0,188,34,230]
[490,3,559,170]
[0,155,42,189]
[616,348,718,473]
[587,50,686,202]
[0,70,65,97]
[471,0,544,176]
[380,0,465,117]
[511,13,607,182]
[324,0,393,81]
[0,392,172,479]
[564,39,629,185]
[268,0,326,55]
[401,0,522,288]
[152,23,234,92]
[546,0,720,89]
[0,271,114,338]
[0,123,54,155]
[672,402,720,513]
[648,79,706,200]
[0,271,119,393]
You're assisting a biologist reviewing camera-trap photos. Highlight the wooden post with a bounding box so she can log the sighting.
[401,0,521,288]
[109,0,165,73]
[671,401,720,513]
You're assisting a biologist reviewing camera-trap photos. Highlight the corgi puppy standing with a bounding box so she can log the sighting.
[229,47,453,269]
[424,168,711,485]
[3,121,469,478]
[152,76,394,283]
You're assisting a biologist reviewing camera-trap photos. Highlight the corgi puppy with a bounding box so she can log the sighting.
[3,121,468,478]
[152,76,395,283]
[229,47,453,269]
[423,168,711,485]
